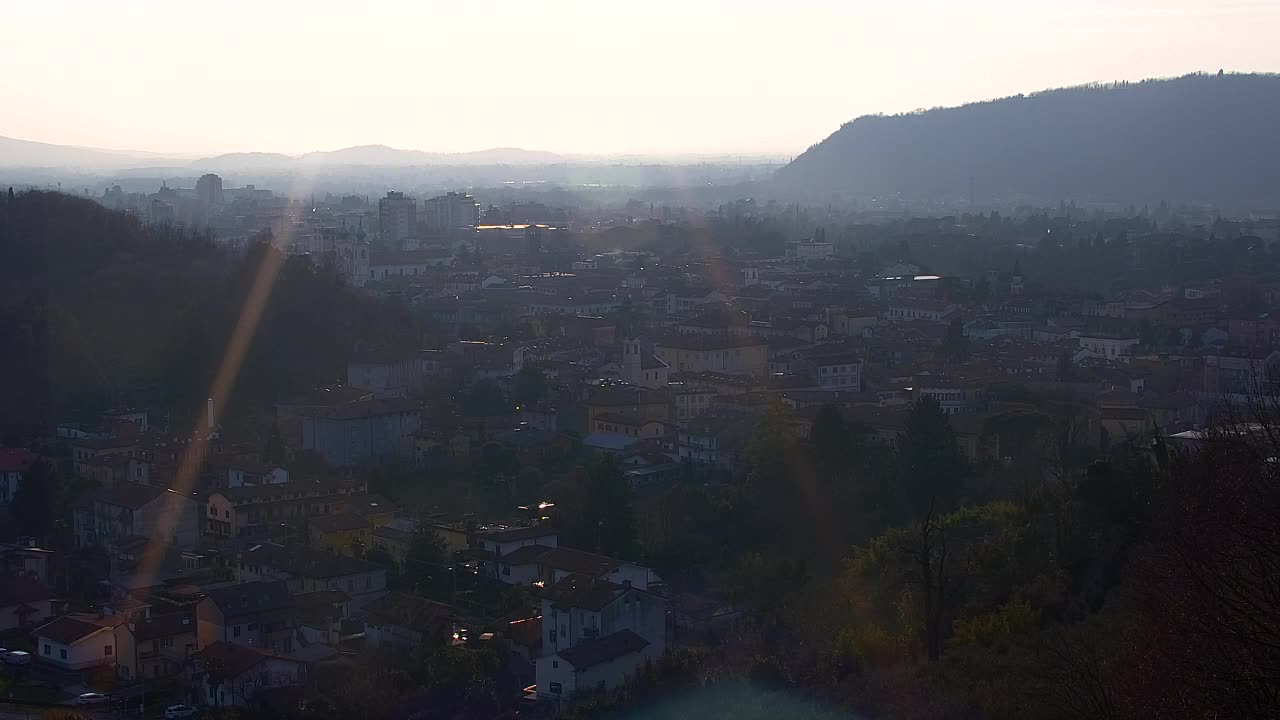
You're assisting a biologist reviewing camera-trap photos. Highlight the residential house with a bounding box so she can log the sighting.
[886,299,958,324]
[238,544,388,613]
[125,611,198,680]
[498,546,661,591]
[363,591,459,649]
[192,641,304,709]
[589,412,667,440]
[671,386,717,421]
[0,448,36,504]
[1077,333,1140,360]
[196,581,294,652]
[300,398,421,467]
[0,575,53,632]
[800,353,863,390]
[75,483,200,549]
[71,437,137,477]
[676,416,749,468]
[535,575,666,701]
[308,512,372,555]
[33,613,129,673]
[204,477,368,538]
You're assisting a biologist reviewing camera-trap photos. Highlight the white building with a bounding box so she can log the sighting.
[423,192,479,234]
[1077,334,1140,360]
[535,575,666,701]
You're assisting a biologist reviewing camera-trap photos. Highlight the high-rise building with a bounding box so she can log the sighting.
[378,191,417,246]
[422,192,480,235]
[195,173,224,208]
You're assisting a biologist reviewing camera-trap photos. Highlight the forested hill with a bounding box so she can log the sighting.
[775,73,1280,209]
[0,191,419,443]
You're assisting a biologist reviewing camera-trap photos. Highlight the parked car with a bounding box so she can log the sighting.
[75,692,109,706]
[2,650,32,665]
[164,704,198,719]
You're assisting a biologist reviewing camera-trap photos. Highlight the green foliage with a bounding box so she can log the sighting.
[895,397,969,518]
[558,457,639,558]
[949,598,1039,649]
[12,459,66,539]
[401,526,452,600]
[0,191,423,438]
[512,363,549,405]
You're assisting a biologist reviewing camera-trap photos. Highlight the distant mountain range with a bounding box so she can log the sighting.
[0,135,183,169]
[0,136,569,171]
[776,73,1280,208]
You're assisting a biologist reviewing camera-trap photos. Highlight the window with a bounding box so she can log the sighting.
[60,648,67,660]
[549,682,562,694]
[366,575,372,589]
[104,645,112,656]
[552,660,559,669]
[43,644,50,655]
[234,625,241,638]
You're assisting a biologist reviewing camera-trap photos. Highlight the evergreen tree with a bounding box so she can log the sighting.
[12,459,63,540]
[895,397,969,518]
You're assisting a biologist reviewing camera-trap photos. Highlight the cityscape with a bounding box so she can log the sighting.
[2,3,1280,719]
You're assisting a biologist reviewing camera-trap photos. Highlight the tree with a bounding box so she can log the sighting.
[512,364,548,406]
[12,460,63,540]
[561,457,638,559]
[1055,352,1076,382]
[809,404,850,474]
[895,398,969,518]
[402,527,452,601]
[199,655,227,711]
[940,318,969,362]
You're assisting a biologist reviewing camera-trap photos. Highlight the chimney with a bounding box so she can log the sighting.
[207,397,215,429]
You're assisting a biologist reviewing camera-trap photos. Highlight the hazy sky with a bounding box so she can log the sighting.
[2,0,1276,157]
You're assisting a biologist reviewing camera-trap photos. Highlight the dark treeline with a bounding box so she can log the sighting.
[0,191,420,442]
[565,391,1280,720]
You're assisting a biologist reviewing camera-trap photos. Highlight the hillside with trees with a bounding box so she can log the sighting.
[775,73,1280,209]
[0,190,420,442]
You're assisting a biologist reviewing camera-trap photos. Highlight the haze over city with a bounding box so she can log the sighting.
[4,2,1280,720]
[3,0,1278,157]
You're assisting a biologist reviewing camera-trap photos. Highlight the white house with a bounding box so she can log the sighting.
[474,526,559,559]
[1077,334,1140,360]
[535,575,666,701]
[33,613,128,672]
[536,629,655,699]
[193,641,304,708]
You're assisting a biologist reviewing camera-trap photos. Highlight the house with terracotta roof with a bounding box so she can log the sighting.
[192,640,304,709]
[0,575,52,631]
[32,612,129,673]
[0,448,36,504]
[363,591,459,649]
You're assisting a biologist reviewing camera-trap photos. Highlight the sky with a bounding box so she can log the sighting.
[2,0,1277,158]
